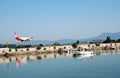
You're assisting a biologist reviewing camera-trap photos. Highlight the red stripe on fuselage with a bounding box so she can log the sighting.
[15,36,24,41]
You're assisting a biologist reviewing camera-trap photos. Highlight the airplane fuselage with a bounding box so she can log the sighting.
[14,32,33,42]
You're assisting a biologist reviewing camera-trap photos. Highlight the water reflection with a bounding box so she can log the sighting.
[0,52,73,68]
[73,50,120,62]
[16,58,21,68]
[95,50,120,56]
[0,50,120,68]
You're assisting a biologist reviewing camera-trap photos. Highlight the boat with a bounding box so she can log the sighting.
[73,50,94,55]
[73,54,94,59]
[73,54,94,62]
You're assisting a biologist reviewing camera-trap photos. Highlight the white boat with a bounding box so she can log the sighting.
[74,50,94,55]
[73,54,94,59]
[73,54,94,62]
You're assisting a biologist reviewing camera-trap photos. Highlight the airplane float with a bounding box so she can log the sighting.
[14,32,33,42]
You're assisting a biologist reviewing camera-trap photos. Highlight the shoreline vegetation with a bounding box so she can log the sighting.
[0,36,120,57]
[0,42,120,57]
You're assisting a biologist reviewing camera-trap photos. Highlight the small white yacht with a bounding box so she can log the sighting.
[74,50,94,55]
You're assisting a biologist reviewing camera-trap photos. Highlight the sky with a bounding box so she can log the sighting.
[0,0,120,43]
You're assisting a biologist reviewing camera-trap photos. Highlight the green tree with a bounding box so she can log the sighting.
[95,42,100,46]
[64,46,66,49]
[36,46,41,50]
[103,36,111,43]
[39,44,44,47]
[16,45,23,48]
[118,39,120,42]
[72,43,77,49]
[53,46,56,49]
[76,40,80,44]
[43,48,47,50]
[52,42,61,46]
[15,48,18,51]
[26,48,29,51]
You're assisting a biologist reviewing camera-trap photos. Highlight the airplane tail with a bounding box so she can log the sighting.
[14,32,19,38]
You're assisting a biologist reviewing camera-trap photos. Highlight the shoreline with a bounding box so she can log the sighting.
[0,50,120,64]
[0,43,120,57]
[0,49,120,57]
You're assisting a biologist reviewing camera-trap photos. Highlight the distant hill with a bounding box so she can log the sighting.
[83,32,120,41]
[16,39,76,45]
[16,40,53,45]
[15,32,120,45]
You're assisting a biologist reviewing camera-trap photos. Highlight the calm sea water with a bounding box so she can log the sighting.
[0,51,120,78]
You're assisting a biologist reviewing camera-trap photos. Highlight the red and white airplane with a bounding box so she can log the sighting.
[14,32,33,42]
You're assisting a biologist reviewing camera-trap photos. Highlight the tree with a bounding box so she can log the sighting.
[95,42,100,46]
[52,42,62,46]
[72,43,77,49]
[15,48,18,51]
[64,46,66,49]
[26,48,29,51]
[16,45,23,48]
[76,40,80,44]
[43,48,47,50]
[103,36,111,43]
[39,44,44,47]
[36,46,41,50]
[53,46,56,49]
[72,41,80,49]
[118,39,120,42]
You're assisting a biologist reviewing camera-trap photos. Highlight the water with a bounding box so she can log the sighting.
[0,51,120,78]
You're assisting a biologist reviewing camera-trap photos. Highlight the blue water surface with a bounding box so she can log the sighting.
[0,51,120,78]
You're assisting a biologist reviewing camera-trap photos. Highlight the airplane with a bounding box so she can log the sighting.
[14,32,33,42]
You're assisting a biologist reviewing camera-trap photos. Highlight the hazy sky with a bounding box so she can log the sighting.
[0,0,120,43]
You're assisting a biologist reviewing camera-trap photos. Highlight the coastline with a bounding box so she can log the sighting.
[1,49,120,57]
[0,43,120,57]
[0,50,120,65]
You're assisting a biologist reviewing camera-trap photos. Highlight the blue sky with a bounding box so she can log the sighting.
[0,0,120,43]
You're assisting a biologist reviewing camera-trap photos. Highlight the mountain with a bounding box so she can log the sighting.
[84,32,120,41]
[15,32,120,45]
[16,40,52,45]
[16,39,76,45]
[56,32,120,43]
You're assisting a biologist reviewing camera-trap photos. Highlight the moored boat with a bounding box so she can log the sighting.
[74,50,94,55]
